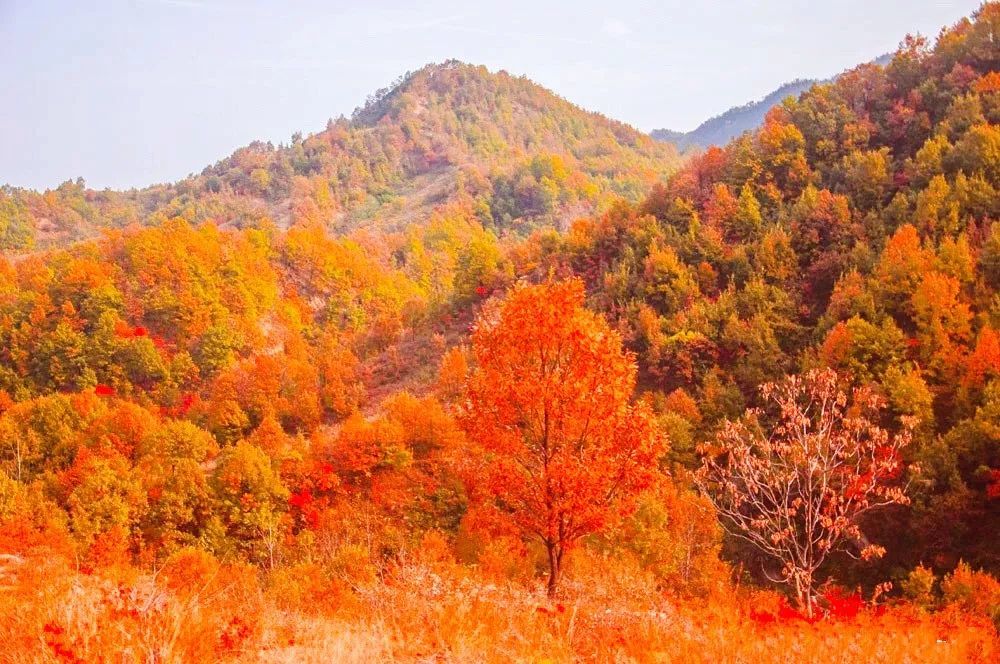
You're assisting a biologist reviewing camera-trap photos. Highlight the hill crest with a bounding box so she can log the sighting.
[0,61,679,252]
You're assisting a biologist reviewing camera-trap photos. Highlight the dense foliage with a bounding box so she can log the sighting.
[524,4,1000,581]
[461,279,664,594]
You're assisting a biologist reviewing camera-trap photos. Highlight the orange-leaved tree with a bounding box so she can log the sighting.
[696,368,915,616]
[460,278,665,596]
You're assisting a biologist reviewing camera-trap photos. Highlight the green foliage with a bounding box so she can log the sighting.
[0,190,35,250]
[941,561,1000,627]
[549,6,1000,584]
[0,394,100,481]
[210,441,288,564]
[901,564,937,608]
[64,450,144,544]
[0,63,679,251]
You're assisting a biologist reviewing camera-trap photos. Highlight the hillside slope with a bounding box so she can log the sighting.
[559,4,1000,575]
[0,61,679,252]
[1,5,1000,662]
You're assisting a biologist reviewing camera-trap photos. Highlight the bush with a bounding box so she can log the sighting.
[941,561,1000,627]
[901,563,937,608]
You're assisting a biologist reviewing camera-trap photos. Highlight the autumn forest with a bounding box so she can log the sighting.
[1,4,999,662]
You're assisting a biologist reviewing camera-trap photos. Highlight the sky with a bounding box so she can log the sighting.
[0,0,984,191]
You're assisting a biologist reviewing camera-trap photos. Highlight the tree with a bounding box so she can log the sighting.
[210,441,288,567]
[460,279,665,595]
[453,228,507,303]
[696,368,914,616]
[789,186,853,266]
[840,148,892,211]
[61,448,145,546]
[872,224,933,318]
[0,191,34,251]
[911,270,972,382]
[0,393,102,482]
[135,420,218,554]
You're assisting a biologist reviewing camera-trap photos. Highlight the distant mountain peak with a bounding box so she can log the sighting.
[652,79,818,152]
[652,55,893,152]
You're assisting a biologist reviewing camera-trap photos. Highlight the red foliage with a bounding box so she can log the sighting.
[987,469,1000,500]
[218,615,254,654]
[112,321,149,339]
[824,588,864,620]
[751,589,867,627]
[179,392,196,412]
[43,621,85,664]
[288,489,320,528]
[779,601,819,624]
[963,327,1000,388]
[162,392,198,418]
[94,384,115,397]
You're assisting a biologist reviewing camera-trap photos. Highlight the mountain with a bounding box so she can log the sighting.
[0,61,680,252]
[652,55,893,152]
[652,79,817,152]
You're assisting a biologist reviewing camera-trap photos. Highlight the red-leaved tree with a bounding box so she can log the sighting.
[460,279,665,595]
[696,368,915,616]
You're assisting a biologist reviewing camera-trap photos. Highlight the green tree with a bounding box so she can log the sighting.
[210,441,288,566]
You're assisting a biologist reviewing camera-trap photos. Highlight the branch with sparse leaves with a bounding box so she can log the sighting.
[695,368,917,616]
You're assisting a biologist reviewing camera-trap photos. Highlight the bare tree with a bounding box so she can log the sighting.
[696,369,915,616]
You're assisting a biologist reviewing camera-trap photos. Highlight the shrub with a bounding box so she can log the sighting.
[941,562,1000,627]
[901,563,937,608]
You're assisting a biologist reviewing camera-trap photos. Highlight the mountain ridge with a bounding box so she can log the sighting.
[0,60,680,252]
[652,54,894,152]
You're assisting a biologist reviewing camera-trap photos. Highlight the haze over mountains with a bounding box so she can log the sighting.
[651,55,895,152]
[651,79,818,152]
[0,50,903,255]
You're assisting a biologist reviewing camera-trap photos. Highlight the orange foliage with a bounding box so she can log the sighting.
[964,326,1000,388]
[461,279,666,594]
[1,548,996,663]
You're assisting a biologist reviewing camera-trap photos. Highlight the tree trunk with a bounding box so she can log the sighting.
[794,577,809,616]
[546,541,561,597]
[794,574,814,618]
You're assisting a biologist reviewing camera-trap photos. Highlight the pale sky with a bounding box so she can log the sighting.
[0,0,982,191]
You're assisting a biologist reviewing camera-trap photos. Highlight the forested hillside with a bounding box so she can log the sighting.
[558,12,1000,576]
[0,61,678,251]
[1,4,999,662]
